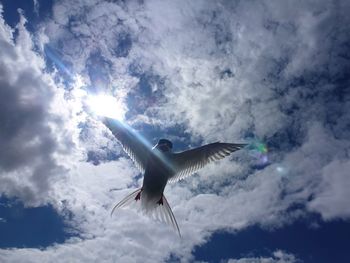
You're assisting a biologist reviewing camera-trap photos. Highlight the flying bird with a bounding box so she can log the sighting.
[104,117,247,236]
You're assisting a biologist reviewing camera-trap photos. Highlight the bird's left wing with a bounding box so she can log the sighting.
[168,142,247,183]
[103,117,152,173]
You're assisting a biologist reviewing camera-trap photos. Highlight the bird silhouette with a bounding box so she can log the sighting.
[104,117,247,236]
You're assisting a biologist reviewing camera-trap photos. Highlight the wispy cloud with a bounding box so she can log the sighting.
[226,250,299,263]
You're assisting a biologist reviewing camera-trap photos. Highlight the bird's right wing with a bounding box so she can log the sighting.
[103,117,152,173]
[169,142,247,183]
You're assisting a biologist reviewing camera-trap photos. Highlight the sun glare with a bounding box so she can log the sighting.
[87,94,125,120]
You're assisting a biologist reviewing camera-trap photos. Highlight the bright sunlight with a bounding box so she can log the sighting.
[87,94,125,120]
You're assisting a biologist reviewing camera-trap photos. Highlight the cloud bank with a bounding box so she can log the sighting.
[0,7,80,206]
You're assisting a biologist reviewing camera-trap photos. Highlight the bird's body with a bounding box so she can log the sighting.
[104,117,246,236]
[141,150,171,209]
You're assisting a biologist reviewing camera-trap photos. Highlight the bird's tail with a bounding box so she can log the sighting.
[110,188,142,216]
[152,195,181,237]
[110,189,181,237]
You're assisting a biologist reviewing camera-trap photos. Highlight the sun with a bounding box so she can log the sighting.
[86,94,125,120]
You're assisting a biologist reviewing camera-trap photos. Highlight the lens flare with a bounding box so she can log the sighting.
[276,165,289,176]
[256,142,268,153]
[87,94,125,120]
[247,139,269,167]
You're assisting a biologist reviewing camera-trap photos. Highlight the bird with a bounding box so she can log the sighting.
[103,117,247,237]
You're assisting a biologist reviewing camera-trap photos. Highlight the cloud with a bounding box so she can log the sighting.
[226,250,299,263]
[0,8,81,206]
[308,159,350,219]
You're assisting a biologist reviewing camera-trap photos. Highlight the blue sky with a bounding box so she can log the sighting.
[0,0,350,262]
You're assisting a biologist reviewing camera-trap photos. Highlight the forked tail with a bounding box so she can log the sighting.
[110,188,181,237]
[154,195,181,237]
[110,188,142,216]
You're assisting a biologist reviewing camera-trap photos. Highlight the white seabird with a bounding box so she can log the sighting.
[104,117,247,237]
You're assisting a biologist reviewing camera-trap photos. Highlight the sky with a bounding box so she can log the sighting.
[0,0,349,262]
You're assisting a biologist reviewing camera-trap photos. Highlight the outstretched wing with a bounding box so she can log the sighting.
[103,117,152,173]
[169,142,247,183]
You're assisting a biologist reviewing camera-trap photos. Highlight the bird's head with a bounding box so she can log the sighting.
[153,139,173,152]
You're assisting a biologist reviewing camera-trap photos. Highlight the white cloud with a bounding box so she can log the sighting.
[308,159,350,219]
[0,8,81,206]
[226,250,299,263]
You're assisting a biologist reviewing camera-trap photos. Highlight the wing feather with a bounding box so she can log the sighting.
[168,142,246,183]
[103,117,152,173]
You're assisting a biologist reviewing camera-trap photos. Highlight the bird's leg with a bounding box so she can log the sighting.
[157,195,163,206]
[134,188,143,201]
